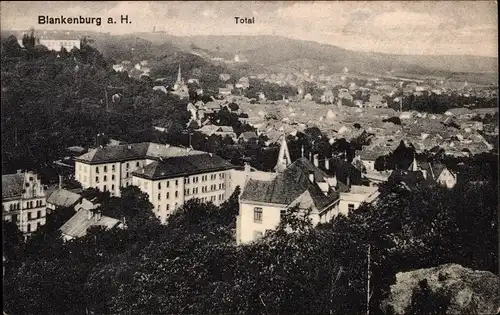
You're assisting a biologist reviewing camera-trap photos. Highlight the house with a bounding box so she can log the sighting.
[238,131,258,143]
[356,147,386,172]
[417,161,457,188]
[218,87,232,97]
[321,90,335,103]
[2,170,47,235]
[337,185,380,215]
[237,154,341,245]
[198,125,237,140]
[60,204,122,241]
[153,86,168,94]
[46,188,82,213]
[388,169,429,191]
[131,153,235,223]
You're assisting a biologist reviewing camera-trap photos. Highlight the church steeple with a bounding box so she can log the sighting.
[274,136,292,173]
[176,64,182,84]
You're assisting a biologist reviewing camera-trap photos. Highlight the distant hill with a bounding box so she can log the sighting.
[2,30,497,83]
[133,34,497,79]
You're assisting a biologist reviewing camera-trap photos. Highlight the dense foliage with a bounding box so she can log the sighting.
[3,153,497,314]
[1,36,190,175]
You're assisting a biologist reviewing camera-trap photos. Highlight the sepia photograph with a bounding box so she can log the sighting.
[1,1,498,314]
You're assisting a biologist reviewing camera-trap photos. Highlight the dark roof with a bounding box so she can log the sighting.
[75,142,206,164]
[239,131,258,141]
[388,170,432,190]
[240,158,339,210]
[418,161,450,180]
[329,159,362,186]
[132,153,234,180]
[2,174,24,199]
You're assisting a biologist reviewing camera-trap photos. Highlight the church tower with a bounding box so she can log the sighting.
[174,64,184,91]
[274,136,292,173]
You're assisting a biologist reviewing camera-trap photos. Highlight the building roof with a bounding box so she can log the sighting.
[75,142,205,164]
[359,146,387,161]
[46,189,82,208]
[132,153,235,180]
[60,210,121,239]
[2,173,24,199]
[238,131,258,141]
[241,158,339,210]
[418,161,453,180]
[388,169,431,190]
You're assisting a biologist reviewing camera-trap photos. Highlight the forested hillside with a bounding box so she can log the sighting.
[1,35,190,175]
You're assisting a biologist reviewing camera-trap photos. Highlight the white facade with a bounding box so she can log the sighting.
[2,171,47,235]
[75,159,147,197]
[133,169,232,223]
[18,39,81,51]
[236,199,339,245]
[436,169,457,189]
[338,185,380,216]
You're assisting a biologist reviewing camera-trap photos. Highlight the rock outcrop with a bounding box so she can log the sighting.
[383,263,499,315]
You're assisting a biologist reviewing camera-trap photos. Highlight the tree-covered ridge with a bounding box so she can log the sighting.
[1,36,190,175]
[3,153,497,314]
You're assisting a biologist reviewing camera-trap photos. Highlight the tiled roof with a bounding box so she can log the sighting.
[2,174,24,199]
[60,210,121,239]
[46,189,82,208]
[132,153,234,180]
[240,158,339,210]
[75,143,205,164]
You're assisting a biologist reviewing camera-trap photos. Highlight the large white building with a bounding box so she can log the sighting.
[74,142,235,223]
[17,39,81,52]
[131,153,235,223]
[2,171,47,235]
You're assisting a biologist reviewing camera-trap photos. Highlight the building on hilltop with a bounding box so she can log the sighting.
[2,170,47,235]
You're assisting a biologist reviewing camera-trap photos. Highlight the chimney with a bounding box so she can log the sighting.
[313,154,319,167]
[308,170,315,183]
[87,210,93,220]
[96,211,102,221]
[325,158,330,170]
[16,169,22,174]
[58,175,63,189]
[346,175,350,188]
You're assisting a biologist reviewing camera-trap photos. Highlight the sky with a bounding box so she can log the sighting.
[1,1,497,57]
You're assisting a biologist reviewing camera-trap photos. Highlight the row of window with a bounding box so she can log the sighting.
[157,191,179,200]
[95,174,116,183]
[101,185,115,192]
[5,200,45,211]
[253,207,287,223]
[157,202,178,212]
[80,161,143,174]
[4,210,43,223]
[156,180,178,190]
